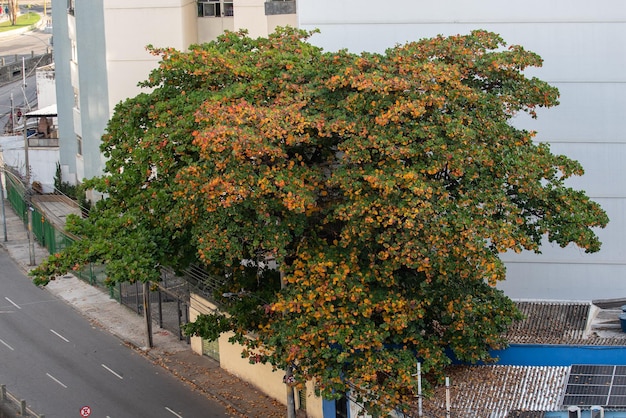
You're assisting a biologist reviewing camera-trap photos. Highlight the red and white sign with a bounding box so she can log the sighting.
[80,406,91,417]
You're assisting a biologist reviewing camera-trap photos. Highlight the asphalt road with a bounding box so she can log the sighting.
[0,30,52,59]
[0,23,51,133]
[0,74,36,133]
[0,249,231,418]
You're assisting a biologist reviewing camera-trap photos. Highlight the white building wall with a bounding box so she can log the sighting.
[0,136,59,193]
[234,0,267,38]
[35,64,56,109]
[103,0,199,112]
[298,0,626,300]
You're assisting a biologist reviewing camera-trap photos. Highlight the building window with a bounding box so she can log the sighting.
[73,87,80,110]
[76,135,82,156]
[67,0,75,15]
[265,0,296,16]
[197,0,233,17]
[70,40,78,63]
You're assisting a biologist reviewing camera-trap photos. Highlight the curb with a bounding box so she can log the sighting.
[149,351,250,418]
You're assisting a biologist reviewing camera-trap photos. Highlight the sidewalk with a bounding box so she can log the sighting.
[0,200,286,418]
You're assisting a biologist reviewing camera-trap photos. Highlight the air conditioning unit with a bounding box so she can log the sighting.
[590,405,604,418]
[567,406,581,418]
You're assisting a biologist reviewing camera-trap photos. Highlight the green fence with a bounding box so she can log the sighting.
[5,174,27,224]
[5,174,77,255]
[30,204,77,255]
[3,173,191,340]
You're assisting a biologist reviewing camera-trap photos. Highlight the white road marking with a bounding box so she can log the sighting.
[101,364,123,380]
[165,407,183,418]
[0,339,14,351]
[50,329,70,342]
[4,297,21,309]
[46,373,67,388]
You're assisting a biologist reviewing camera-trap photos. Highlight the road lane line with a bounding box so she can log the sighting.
[46,373,67,388]
[50,329,70,342]
[4,297,21,309]
[101,364,123,379]
[165,407,183,418]
[0,339,14,351]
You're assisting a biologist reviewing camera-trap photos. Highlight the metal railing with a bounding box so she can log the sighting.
[0,52,53,87]
[1,166,223,343]
[0,384,45,417]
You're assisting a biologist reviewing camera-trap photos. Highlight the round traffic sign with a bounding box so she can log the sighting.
[80,406,91,417]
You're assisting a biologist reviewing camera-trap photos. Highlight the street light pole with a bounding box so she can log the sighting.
[23,112,35,266]
[20,33,52,55]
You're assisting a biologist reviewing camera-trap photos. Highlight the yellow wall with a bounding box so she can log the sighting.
[189,292,324,418]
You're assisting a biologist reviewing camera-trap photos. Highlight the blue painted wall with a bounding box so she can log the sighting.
[322,345,626,417]
[545,411,626,418]
[322,399,342,418]
[492,344,626,367]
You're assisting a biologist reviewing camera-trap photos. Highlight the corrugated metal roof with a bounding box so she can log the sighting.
[504,301,626,346]
[506,411,545,418]
[25,104,57,118]
[421,366,568,418]
[505,302,590,344]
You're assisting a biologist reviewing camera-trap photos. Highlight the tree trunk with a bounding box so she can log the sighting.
[8,0,19,26]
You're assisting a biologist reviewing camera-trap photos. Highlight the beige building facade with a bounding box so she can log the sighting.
[189,293,324,417]
[54,0,296,184]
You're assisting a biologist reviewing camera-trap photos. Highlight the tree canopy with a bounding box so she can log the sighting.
[31,28,608,414]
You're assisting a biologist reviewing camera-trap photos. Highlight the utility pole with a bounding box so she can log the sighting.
[142,282,154,348]
[0,169,7,242]
[9,92,14,134]
[445,377,451,418]
[413,362,423,417]
[27,201,35,265]
[23,110,34,266]
[23,111,30,185]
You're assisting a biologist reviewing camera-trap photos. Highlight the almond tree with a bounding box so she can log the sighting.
[31,28,608,415]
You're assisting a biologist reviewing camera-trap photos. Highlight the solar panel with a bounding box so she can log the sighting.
[610,396,626,405]
[570,365,614,375]
[563,395,608,406]
[563,365,626,409]
[614,375,626,385]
